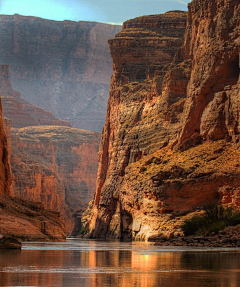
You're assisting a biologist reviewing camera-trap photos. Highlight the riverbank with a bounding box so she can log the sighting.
[154,225,240,248]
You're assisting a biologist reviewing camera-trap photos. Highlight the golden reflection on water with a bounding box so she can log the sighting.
[130,253,170,287]
[1,242,240,287]
[131,252,182,270]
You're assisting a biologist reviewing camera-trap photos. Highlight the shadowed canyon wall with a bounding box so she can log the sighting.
[0,65,71,128]
[0,15,122,131]
[0,69,66,241]
[10,126,100,234]
[86,2,240,241]
[0,96,11,197]
[0,64,101,235]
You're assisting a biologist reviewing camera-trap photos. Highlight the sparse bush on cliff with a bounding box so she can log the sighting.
[79,225,88,235]
[182,204,240,236]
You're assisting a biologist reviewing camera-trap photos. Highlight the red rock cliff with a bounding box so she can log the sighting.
[0,67,66,241]
[86,2,240,241]
[0,64,100,235]
[0,195,66,241]
[178,0,240,146]
[0,104,11,197]
[0,15,121,131]
[10,126,100,235]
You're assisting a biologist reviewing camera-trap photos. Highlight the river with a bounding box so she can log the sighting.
[0,240,240,286]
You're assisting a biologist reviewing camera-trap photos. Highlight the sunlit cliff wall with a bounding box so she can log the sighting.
[86,1,240,240]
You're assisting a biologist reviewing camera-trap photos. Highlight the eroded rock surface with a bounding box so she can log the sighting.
[86,3,240,241]
[0,64,100,236]
[0,195,66,241]
[0,15,121,131]
[10,126,100,235]
[0,77,11,197]
[0,67,66,241]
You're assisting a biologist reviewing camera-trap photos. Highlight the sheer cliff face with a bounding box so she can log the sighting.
[0,65,100,235]
[0,15,121,131]
[10,126,100,235]
[0,65,11,196]
[0,102,11,197]
[178,0,240,145]
[0,68,66,240]
[87,2,240,241]
[88,11,188,239]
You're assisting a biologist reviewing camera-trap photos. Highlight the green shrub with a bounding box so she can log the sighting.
[79,225,87,235]
[181,215,205,236]
[181,204,240,236]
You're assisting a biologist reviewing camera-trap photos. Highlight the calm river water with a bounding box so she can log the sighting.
[0,240,240,287]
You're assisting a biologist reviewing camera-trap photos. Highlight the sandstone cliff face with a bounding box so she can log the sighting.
[0,66,11,196]
[10,126,100,235]
[0,195,66,241]
[0,103,11,197]
[0,65,71,128]
[0,68,66,241]
[0,15,121,131]
[87,3,240,241]
[178,0,240,146]
[0,64,100,235]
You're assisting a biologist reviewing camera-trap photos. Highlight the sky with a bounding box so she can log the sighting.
[0,0,191,24]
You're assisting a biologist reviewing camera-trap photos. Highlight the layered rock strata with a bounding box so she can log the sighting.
[0,15,121,131]
[0,195,66,241]
[177,0,240,146]
[10,126,100,235]
[0,69,66,241]
[0,70,11,197]
[0,65,100,236]
[86,3,240,241]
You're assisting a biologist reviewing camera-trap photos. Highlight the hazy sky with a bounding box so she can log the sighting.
[0,0,191,24]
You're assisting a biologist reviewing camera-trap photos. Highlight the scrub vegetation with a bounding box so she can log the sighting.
[182,204,240,236]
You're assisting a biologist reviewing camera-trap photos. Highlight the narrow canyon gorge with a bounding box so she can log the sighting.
[0,69,66,240]
[0,0,239,242]
[0,64,101,236]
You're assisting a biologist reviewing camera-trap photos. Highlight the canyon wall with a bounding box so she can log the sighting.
[0,65,101,235]
[0,195,66,241]
[86,2,240,241]
[0,98,11,197]
[0,69,66,241]
[10,126,100,235]
[0,65,71,128]
[0,15,121,131]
